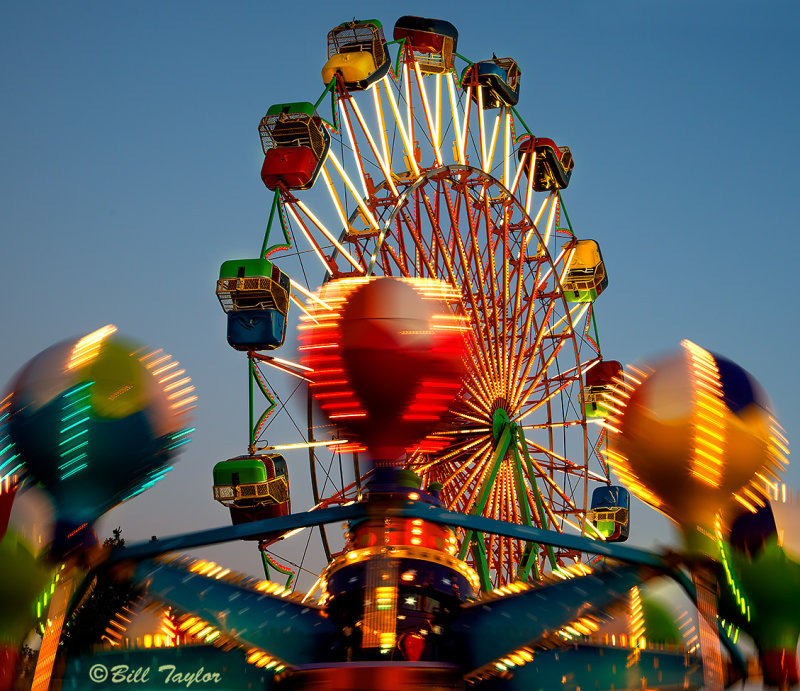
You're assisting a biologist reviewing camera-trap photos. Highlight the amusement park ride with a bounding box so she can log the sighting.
[0,14,798,691]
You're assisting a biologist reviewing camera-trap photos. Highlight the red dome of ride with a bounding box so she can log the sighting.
[301,277,468,463]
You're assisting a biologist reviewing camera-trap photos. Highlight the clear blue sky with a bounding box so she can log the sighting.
[2,1,799,585]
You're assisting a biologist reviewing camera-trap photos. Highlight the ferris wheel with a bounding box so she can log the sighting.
[215,16,618,588]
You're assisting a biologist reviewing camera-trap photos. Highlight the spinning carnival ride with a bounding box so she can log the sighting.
[214,15,623,589]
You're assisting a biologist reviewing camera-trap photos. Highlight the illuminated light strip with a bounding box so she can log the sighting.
[158,368,186,385]
[477,85,487,170]
[67,324,117,370]
[325,151,380,232]
[413,62,442,166]
[295,199,364,271]
[32,572,75,691]
[256,439,349,452]
[486,110,502,177]
[447,74,465,164]
[629,586,645,648]
[152,361,179,378]
[523,148,537,215]
[403,62,414,157]
[510,145,527,197]
[320,164,356,237]
[371,83,393,179]
[289,293,319,324]
[282,201,334,275]
[503,110,511,188]
[542,192,559,250]
[143,354,171,370]
[434,73,442,150]
[542,302,590,338]
[381,76,419,177]
[338,99,369,199]
[348,97,399,197]
[682,340,726,489]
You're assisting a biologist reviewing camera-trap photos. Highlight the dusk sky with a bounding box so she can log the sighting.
[2,1,799,596]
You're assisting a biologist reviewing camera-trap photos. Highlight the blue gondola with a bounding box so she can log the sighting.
[216,258,291,351]
[589,485,630,542]
[462,57,521,109]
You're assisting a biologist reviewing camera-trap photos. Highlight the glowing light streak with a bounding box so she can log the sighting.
[486,112,502,176]
[325,151,380,233]
[348,97,398,197]
[434,73,442,150]
[158,368,186,385]
[320,164,355,237]
[477,86,487,170]
[282,201,334,275]
[295,199,364,272]
[413,62,442,166]
[381,76,419,177]
[542,302,590,338]
[67,324,117,370]
[294,282,333,307]
[370,84,393,179]
[541,192,559,250]
[446,74,465,164]
[257,439,347,451]
[402,62,414,153]
[338,99,369,199]
[503,110,511,188]
[523,149,536,215]
[152,361,179,377]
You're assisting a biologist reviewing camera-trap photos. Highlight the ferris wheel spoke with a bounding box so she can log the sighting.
[508,298,557,408]
[396,206,438,278]
[401,62,415,153]
[541,192,560,251]
[502,110,513,189]
[485,109,503,177]
[462,186,500,385]
[281,200,336,276]
[324,153,381,234]
[523,194,552,253]
[380,76,419,178]
[523,151,537,215]
[444,75,465,164]
[442,219,499,390]
[513,338,569,420]
[437,439,493,492]
[412,62,443,166]
[452,444,494,512]
[419,187,459,286]
[344,95,400,198]
[337,96,370,199]
[479,197,504,387]
[510,146,529,198]
[517,378,572,425]
[293,199,365,273]
[522,450,582,515]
